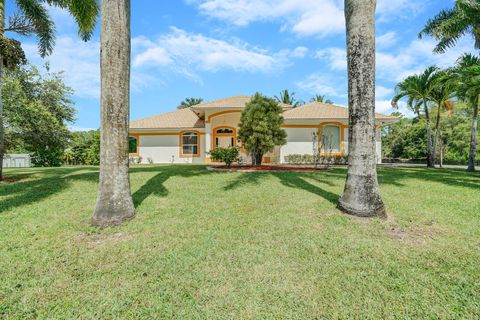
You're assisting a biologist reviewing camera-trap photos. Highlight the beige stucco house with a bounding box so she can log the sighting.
[129,96,397,164]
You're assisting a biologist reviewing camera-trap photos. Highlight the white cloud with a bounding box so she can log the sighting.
[23,37,100,99]
[315,48,346,70]
[376,32,397,48]
[188,0,423,38]
[296,73,347,98]
[376,100,413,117]
[133,27,289,78]
[291,46,309,58]
[376,85,394,100]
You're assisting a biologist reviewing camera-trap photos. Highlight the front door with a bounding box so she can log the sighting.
[216,136,235,148]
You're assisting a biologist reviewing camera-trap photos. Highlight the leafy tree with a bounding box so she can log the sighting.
[0,0,99,178]
[177,97,203,109]
[392,66,440,167]
[383,103,479,164]
[310,94,334,104]
[92,0,135,226]
[65,130,100,165]
[420,0,480,53]
[339,0,385,217]
[238,93,287,166]
[453,54,480,171]
[274,89,303,107]
[2,64,75,166]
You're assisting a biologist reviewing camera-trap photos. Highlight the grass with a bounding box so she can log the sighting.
[1,165,479,319]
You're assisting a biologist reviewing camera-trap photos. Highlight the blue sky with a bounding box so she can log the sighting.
[5,0,476,130]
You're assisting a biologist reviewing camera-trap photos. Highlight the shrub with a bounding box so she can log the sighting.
[209,146,239,168]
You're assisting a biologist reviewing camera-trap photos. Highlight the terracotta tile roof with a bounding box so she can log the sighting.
[283,102,398,121]
[130,107,204,130]
[192,95,292,110]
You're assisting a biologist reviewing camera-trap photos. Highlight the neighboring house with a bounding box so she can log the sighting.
[129,96,397,164]
[2,154,32,168]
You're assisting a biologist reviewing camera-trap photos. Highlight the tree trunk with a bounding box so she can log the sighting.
[251,149,263,166]
[432,104,442,166]
[424,102,434,168]
[0,0,5,180]
[92,0,135,226]
[338,0,385,217]
[467,97,478,172]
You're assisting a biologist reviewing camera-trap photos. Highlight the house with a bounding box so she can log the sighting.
[129,96,397,164]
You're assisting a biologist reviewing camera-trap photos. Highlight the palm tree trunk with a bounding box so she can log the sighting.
[424,102,434,168]
[338,0,385,217]
[92,0,135,226]
[467,96,479,172]
[0,0,5,180]
[432,104,442,166]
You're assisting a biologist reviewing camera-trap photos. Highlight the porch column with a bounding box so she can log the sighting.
[205,123,212,156]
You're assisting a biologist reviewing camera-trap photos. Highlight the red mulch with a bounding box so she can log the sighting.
[208,165,330,172]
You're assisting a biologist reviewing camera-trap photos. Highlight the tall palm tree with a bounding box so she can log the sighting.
[92,0,134,226]
[454,54,480,171]
[429,71,457,164]
[392,66,440,167]
[177,97,203,109]
[275,89,302,107]
[338,0,385,217]
[0,0,98,180]
[310,94,334,104]
[419,0,480,53]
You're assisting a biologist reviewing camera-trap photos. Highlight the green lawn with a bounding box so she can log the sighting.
[1,165,479,319]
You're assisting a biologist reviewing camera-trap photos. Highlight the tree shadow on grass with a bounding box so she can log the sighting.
[377,167,480,190]
[131,165,219,207]
[0,167,99,214]
[223,170,340,206]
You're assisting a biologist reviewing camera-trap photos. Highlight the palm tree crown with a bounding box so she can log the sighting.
[2,0,99,56]
[419,0,480,53]
[310,94,334,104]
[274,89,302,107]
[177,97,203,109]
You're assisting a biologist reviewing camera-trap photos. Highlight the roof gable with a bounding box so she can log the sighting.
[130,107,204,130]
[283,102,397,121]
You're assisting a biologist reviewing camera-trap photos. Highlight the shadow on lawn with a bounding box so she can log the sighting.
[223,170,342,205]
[377,166,480,190]
[1,165,478,214]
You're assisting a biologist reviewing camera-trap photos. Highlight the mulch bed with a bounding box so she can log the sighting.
[207,165,331,172]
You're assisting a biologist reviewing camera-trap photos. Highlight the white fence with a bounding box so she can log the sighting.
[2,154,32,168]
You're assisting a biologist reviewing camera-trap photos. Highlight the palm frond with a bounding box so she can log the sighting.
[46,0,99,41]
[16,0,55,56]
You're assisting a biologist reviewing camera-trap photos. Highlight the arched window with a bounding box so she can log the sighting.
[181,132,199,156]
[129,136,138,154]
[322,125,341,153]
[216,128,234,134]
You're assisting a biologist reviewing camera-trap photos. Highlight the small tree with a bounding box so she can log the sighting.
[209,146,239,168]
[238,93,287,166]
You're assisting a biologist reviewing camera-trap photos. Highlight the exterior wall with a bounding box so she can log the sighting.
[280,128,318,163]
[137,134,205,164]
[376,128,382,164]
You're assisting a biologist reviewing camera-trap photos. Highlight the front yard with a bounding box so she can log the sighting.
[1,165,479,319]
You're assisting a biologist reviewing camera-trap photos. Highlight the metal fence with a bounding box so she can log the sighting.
[2,154,32,168]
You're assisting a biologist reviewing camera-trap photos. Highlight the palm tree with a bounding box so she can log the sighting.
[0,0,98,180]
[92,0,135,226]
[454,54,480,171]
[310,94,334,104]
[392,66,440,167]
[429,71,457,164]
[419,0,480,53]
[177,97,203,109]
[338,0,385,217]
[275,89,302,107]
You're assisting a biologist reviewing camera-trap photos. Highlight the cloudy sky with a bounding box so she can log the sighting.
[5,0,476,130]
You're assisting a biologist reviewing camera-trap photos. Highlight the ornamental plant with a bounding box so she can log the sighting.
[209,146,239,168]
